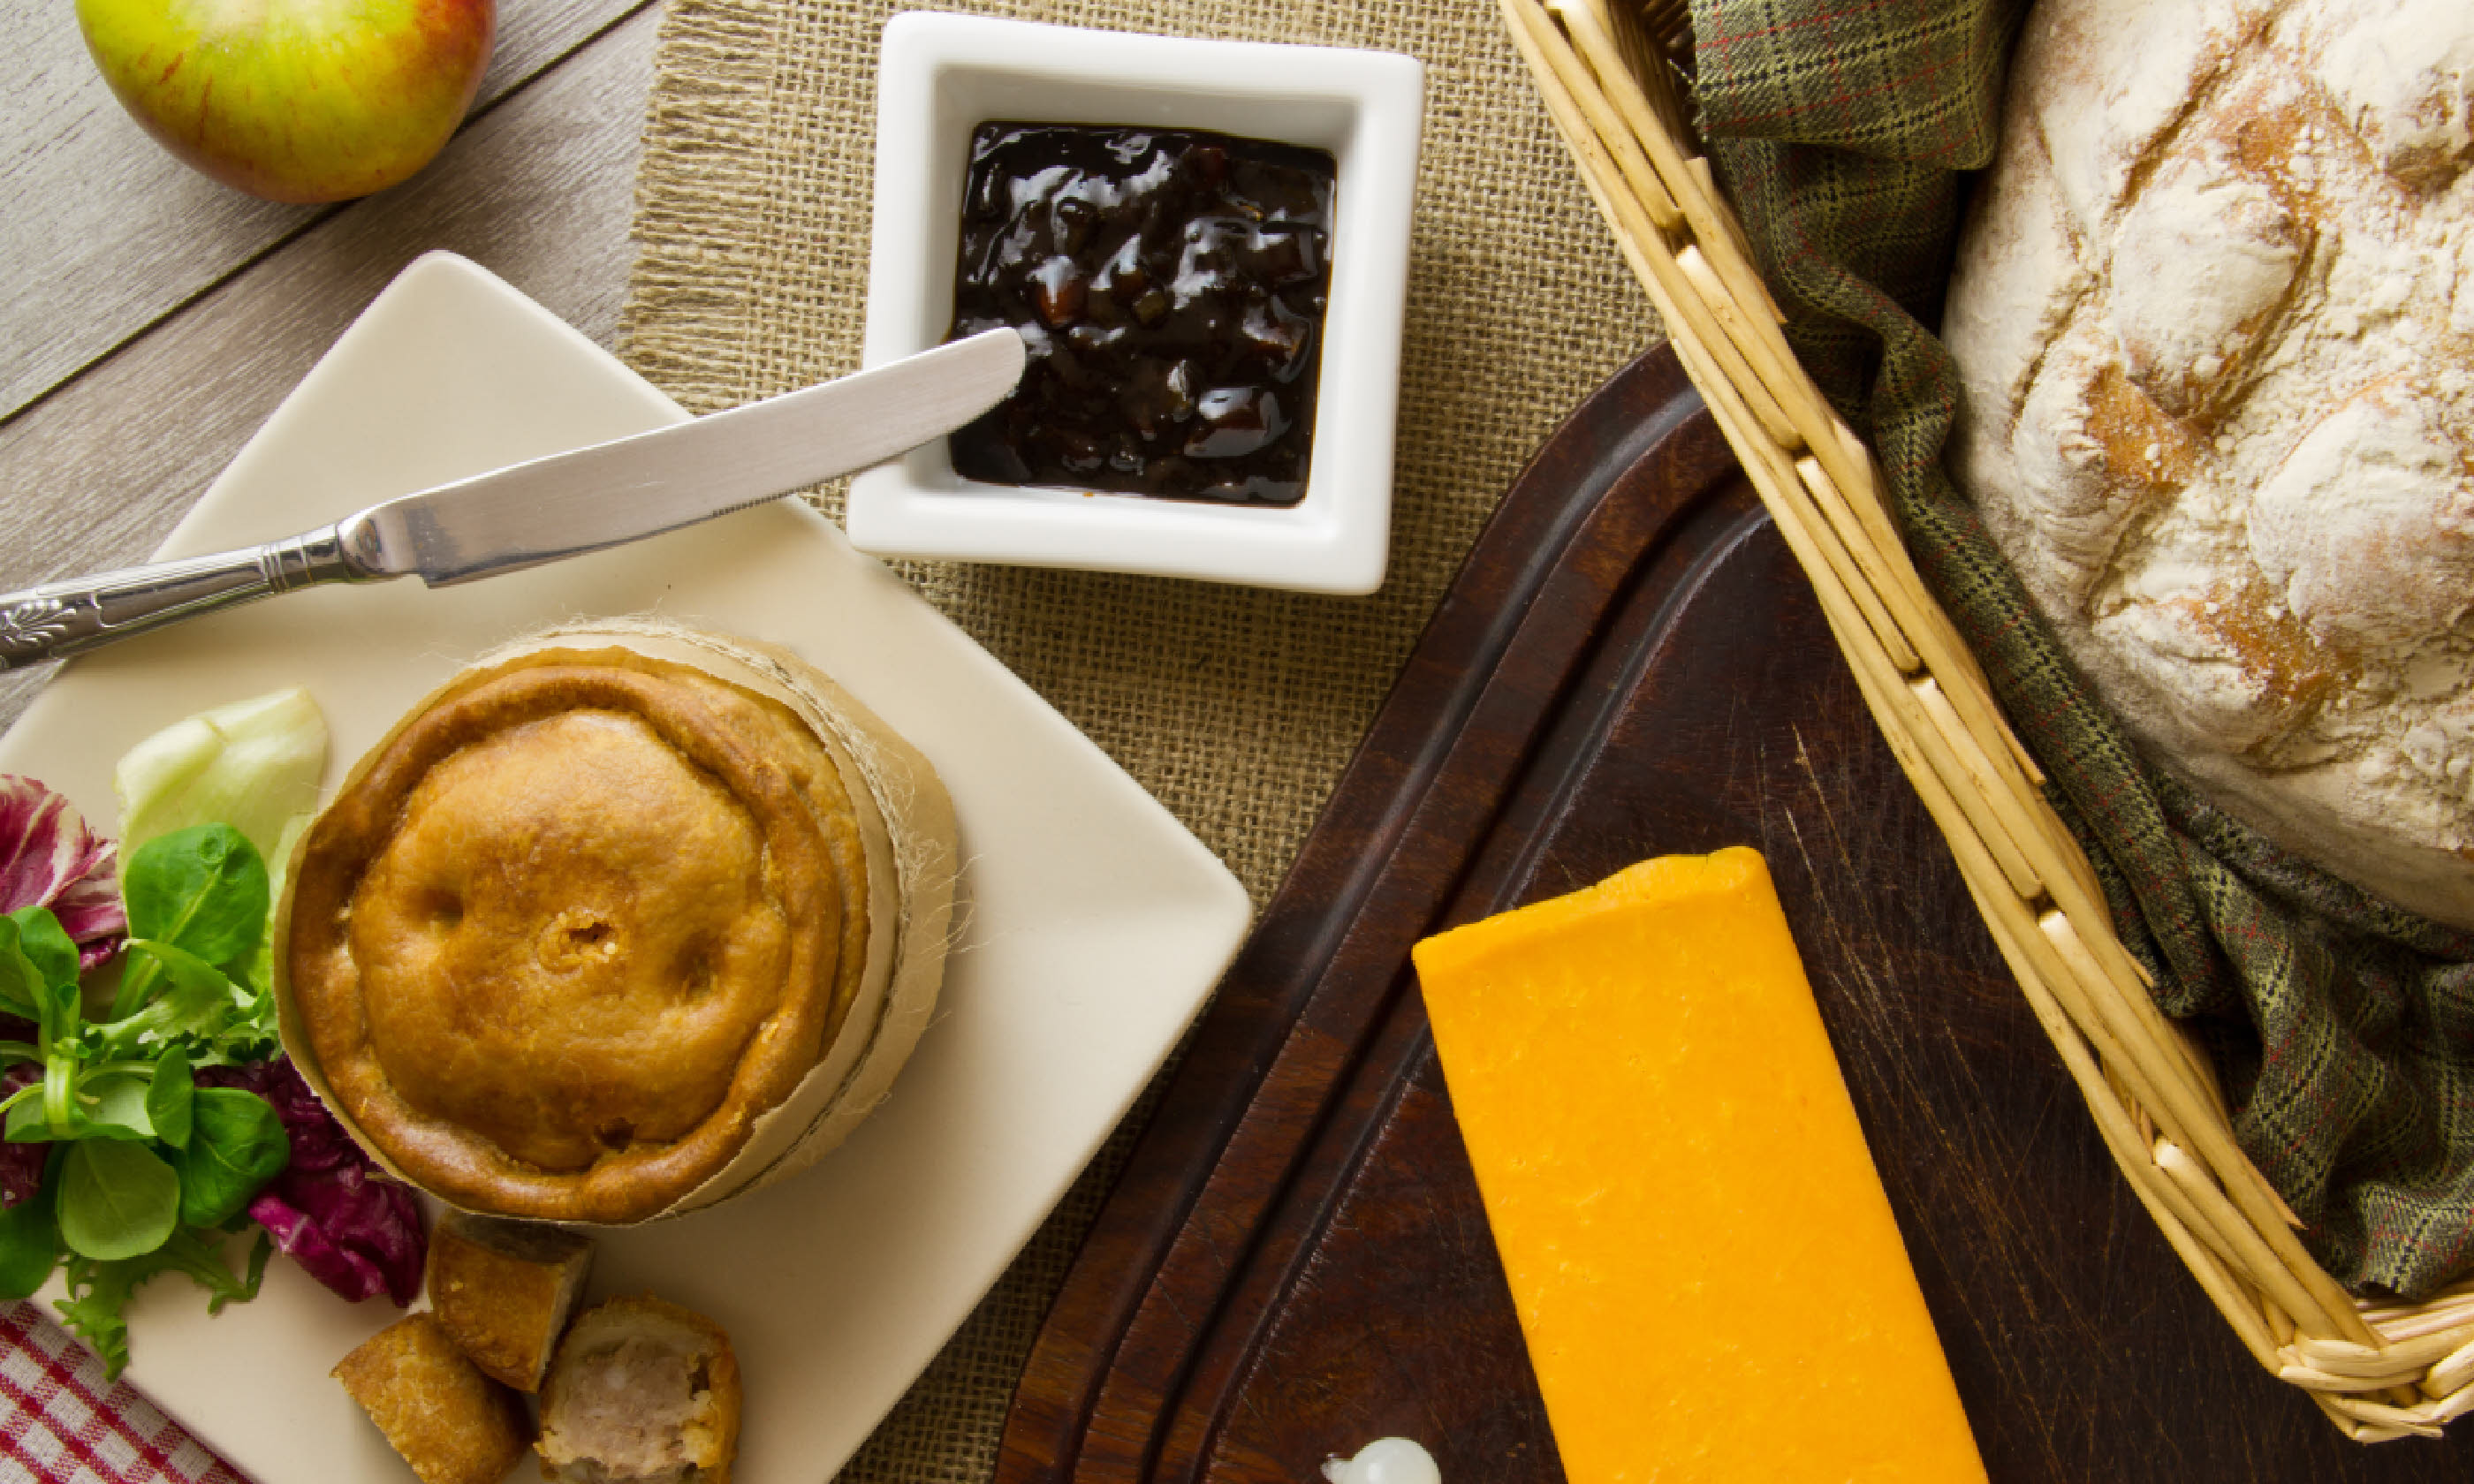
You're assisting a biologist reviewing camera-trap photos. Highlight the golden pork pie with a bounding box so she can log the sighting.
[279,624,955,1224]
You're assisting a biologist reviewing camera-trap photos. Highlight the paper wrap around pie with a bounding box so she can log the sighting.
[277,620,957,1224]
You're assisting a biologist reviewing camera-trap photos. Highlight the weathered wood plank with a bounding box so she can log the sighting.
[0,0,649,423]
[0,4,661,732]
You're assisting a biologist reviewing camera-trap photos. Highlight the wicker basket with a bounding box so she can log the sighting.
[1499,0,2474,1442]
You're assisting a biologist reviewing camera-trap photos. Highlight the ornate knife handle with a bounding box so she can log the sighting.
[0,525,377,672]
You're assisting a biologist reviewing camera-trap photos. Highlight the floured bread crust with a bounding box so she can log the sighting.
[280,623,956,1223]
[1947,0,2474,924]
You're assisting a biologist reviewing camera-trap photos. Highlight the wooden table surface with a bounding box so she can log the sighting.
[10,6,2474,1480]
[0,0,663,733]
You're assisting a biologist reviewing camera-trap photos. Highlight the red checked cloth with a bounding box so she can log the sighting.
[0,1306,241,1484]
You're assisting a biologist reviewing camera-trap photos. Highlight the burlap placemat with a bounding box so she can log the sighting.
[618,1,1654,1478]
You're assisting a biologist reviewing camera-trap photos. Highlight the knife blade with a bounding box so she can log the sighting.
[345,327,1025,586]
[0,328,1026,670]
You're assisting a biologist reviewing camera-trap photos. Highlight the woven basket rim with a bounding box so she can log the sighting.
[1499,0,2474,1442]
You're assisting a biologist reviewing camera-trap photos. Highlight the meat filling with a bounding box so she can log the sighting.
[538,1330,717,1484]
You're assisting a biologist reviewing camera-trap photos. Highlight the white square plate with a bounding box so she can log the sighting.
[0,252,1251,1482]
[849,11,1424,594]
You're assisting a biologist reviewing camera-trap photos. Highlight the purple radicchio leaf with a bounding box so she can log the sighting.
[0,1053,42,1208]
[0,776,123,968]
[247,1168,424,1307]
[201,1058,425,1306]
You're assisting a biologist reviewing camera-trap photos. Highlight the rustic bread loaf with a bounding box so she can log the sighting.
[1946,0,2474,925]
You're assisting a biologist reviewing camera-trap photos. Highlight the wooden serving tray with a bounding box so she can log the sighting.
[993,348,2469,1482]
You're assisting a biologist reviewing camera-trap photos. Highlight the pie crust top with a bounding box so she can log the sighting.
[285,647,871,1223]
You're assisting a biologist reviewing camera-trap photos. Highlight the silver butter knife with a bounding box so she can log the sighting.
[0,327,1028,671]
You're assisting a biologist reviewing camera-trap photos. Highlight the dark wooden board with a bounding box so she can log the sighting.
[994,345,2470,1482]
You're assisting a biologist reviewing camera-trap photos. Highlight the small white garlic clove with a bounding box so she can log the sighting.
[1321,1436,1441,1484]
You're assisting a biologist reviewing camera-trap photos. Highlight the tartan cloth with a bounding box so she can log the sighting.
[1688,0,2474,1300]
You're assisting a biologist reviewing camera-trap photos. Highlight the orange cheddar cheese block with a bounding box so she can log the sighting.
[1412,846,1986,1484]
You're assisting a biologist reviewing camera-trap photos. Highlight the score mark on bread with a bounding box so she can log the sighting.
[1947,0,2474,924]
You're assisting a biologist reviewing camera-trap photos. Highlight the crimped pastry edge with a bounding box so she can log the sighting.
[273,618,958,1223]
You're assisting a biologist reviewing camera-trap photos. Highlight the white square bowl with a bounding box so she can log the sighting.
[851,11,1424,595]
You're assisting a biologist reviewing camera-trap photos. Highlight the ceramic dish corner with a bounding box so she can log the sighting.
[0,250,1251,1483]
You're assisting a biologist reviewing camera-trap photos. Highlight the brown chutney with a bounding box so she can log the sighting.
[944,121,1336,505]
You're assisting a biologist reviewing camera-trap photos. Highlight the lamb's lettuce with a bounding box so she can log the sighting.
[57,1141,180,1261]
[107,825,275,1034]
[0,778,306,1376]
[170,1086,288,1229]
[52,1227,269,1380]
[0,1155,57,1298]
[0,696,423,1380]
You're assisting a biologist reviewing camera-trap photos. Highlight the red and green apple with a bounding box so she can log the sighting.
[76,0,497,204]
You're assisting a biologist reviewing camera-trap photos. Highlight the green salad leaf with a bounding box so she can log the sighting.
[0,691,330,1378]
[0,908,90,1140]
[0,920,43,1041]
[111,826,267,1022]
[53,1226,270,1380]
[147,1046,193,1150]
[0,1167,58,1300]
[171,1087,287,1229]
[57,1140,181,1261]
[122,826,268,965]
[75,1071,158,1142]
[8,909,79,997]
[99,938,264,1063]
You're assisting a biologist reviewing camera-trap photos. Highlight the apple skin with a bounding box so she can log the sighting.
[76,0,497,204]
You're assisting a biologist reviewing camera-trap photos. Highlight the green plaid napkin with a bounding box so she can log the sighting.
[1688,0,2474,1301]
